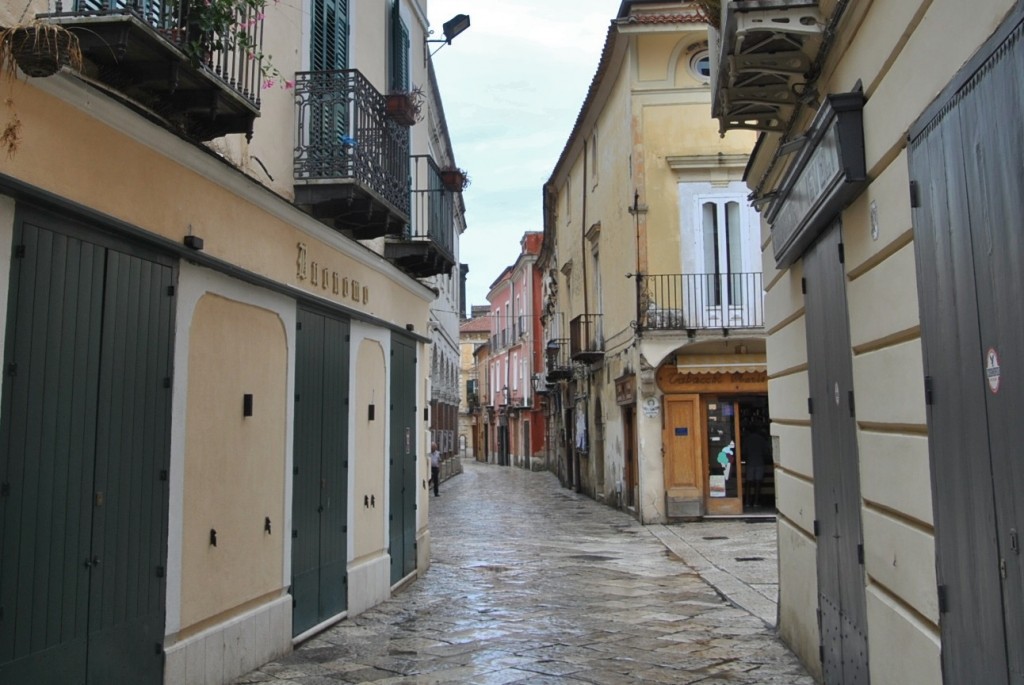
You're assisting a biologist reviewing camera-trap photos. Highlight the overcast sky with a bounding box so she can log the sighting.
[427,0,623,313]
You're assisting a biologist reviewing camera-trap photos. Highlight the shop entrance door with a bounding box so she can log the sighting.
[705,398,741,515]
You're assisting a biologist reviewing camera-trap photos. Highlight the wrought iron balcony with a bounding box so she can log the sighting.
[709,1,823,135]
[385,155,456,278]
[41,0,263,140]
[569,314,604,363]
[294,69,410,240]
[544,338,572,381]
[640,273,764,332]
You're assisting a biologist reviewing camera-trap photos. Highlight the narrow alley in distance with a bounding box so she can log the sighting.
[235,462,813,684]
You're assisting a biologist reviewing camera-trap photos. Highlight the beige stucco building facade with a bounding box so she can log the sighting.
[541,1,769,524]
[711,0,1024,681]
[0,1,465,683]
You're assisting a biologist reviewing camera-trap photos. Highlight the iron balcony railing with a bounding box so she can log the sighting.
[409,155,455,258]
[53,0,263,107]
[569,314,604,362]
[641,272,765,331]
[545,338,573,380]
[294,69,411,218]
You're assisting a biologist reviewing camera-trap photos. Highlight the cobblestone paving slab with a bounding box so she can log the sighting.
[235,462,812,684]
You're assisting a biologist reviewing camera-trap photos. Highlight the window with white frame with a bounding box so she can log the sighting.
[678,181,762,328]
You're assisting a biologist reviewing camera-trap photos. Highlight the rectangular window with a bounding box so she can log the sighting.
[390,1,410,92]
[591,129,599,185]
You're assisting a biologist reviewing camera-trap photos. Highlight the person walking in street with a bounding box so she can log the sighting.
[430,443,441,497]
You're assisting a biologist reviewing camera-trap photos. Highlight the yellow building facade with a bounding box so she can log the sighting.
[0,1,465,683]
[542,1,767,523]
[711,0,1024,681]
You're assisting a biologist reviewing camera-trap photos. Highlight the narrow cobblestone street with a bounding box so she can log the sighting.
[236,461,813,684]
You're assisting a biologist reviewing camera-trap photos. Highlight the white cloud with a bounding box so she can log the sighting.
[429,0,622,308]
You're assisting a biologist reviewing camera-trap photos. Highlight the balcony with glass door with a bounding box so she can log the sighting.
[384,155,456,278]
[643,198,764,333]
[569,314,604,363]
[294,69,410,240]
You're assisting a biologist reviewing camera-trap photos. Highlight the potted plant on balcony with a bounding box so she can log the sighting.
[181,0,290,90]
[0,21,83,79]
[440,166,470,192]
[385,85,424,126]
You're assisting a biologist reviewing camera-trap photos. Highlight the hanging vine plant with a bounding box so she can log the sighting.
[694,0,722,29]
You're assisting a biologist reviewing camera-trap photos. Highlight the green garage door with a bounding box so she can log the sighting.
[389,334,417,585]
[291,307,349,636]
[0,211,175,684]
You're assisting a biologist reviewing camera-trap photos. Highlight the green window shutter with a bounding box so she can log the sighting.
[312,0,349,71]
[390,0,409,91]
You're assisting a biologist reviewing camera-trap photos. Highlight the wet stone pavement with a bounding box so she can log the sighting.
[235,461,813,684]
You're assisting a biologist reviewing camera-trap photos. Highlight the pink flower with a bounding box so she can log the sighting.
[262,78,276,90]
[284,80,295,90]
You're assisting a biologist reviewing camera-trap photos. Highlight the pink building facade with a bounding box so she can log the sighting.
[483,233,547,469]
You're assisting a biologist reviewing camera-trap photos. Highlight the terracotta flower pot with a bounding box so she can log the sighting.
[385,93,417,127]
[440,169,467,192]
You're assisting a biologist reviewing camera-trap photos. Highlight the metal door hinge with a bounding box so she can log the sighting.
[159,470,168,481]
[937,585,948,613]
[1011,529,1020,555]
[297,321,303,331]
[807,397,814,415]
[156,566,165,578]
[838,243,845,264]
[167,285,175,297]
[13,245,25,259]
[924,376,934,405]
[801,277,807,294]
[857,543,864,565]
[6,362,15,377]
[813,520,820,537]
[909,180,921,208]
[848,390,856,418]
[819,644,825,664]
[163,377,171,389]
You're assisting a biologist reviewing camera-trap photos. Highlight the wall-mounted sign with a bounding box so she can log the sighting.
[987,347,1001,394]
[766,93,867,269]
[615,373,637,405]
[296,242,370,305]
[642,397,659,418]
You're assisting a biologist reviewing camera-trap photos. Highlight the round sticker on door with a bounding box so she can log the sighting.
[986,347,1001,394]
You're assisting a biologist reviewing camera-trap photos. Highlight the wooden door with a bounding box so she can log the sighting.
[804,221,869,684]
[910,10,1024,681]
[663,395,702,516]
[0,215,174,684]
[389,334,417,584]
[291,308,349,636]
